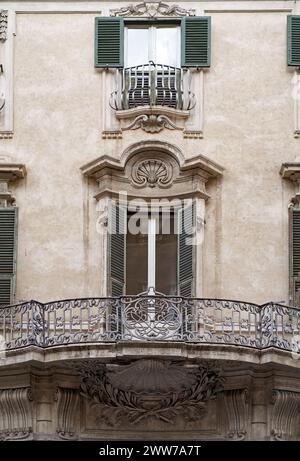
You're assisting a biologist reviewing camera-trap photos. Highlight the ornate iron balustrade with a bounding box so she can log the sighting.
[0,296,299,353]
[110,63,195,111]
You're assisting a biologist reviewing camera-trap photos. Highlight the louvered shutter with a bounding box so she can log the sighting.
[288,16,300,67]
[95,17,124,68]
[108,203,126,296]
[177,203,195,297]
[290,208,300,307]
[181,16,211,67]
[0,208,17,307]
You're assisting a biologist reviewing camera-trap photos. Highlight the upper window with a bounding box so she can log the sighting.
[95,16,210,112]
[94,16,211,69]
[125,25,181,68]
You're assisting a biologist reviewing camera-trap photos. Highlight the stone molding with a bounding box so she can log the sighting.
[110,2,196,18]
[223,388,249,440]
[0,387,33,440]
[270,389,300,441]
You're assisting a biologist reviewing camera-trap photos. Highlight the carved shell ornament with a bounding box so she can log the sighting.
[106,359,197,393]
[131,158,173,188]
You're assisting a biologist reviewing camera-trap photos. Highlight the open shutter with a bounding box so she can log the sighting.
[108,202,126,297]
[95,17,124,68]
[177,203,195,297]
[289,207,300,307]
[0,207,17,307]
[181,16,211,67]
[288,16,300,66]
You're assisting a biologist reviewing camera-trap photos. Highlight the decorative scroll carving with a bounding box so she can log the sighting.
[110,2,195,18]
[122,114,181,133]
[224,388,249,440]
[270,389,300,441]
[131,158,173,188]
[0,387,33,440]
[56,388,79,440]
[0,10,8,42]
[76,360,224,426]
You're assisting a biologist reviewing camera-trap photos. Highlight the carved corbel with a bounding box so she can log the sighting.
[0,387,33,440]
[55,387,79,440]
[223,388,249,441]
[270,389,300,441]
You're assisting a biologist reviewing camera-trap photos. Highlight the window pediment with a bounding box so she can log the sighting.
[81,141,224,201]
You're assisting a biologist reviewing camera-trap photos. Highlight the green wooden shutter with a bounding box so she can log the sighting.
[289,208,300,307]
[181,16,211,67]
[108,202,126,296]
[95,17,124,68]
[0,208,17,307]
[177,203,195,297]
[288,16,300,66]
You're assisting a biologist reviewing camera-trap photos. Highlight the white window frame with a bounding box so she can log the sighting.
[124,25,181,68]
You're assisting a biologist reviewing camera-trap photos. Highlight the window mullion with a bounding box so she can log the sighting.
[147,218,156,293]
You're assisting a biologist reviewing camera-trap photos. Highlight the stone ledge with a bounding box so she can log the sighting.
[1,342,300,371]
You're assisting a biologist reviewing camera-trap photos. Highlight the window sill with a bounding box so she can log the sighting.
[116,106,190,121]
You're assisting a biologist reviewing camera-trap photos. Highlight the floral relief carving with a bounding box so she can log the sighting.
[75,360,224,426]
[110,2,195,18]
[131,158,173,188]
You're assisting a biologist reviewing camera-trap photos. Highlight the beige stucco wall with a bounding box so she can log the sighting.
[0,1,298,304]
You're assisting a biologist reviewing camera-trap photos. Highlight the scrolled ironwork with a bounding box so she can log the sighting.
[110,63,195,111]
[0,295,300,354]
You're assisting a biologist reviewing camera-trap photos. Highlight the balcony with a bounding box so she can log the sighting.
[110,63,195,111]
[0,294,299,354]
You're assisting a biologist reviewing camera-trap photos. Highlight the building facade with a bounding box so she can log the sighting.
[0,0,300,440]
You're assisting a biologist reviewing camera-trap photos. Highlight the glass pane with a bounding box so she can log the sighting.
[126,214,148,295]
[126,28,149,67]
[156,213,177,295]
[156,27,180,67]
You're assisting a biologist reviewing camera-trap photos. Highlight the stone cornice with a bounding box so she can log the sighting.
[280,162,300,183]
[0,162,26,181]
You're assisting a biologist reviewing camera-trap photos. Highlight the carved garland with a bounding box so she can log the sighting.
[75,360,224,426]
[110,2,195,18]
[0,10,8,42]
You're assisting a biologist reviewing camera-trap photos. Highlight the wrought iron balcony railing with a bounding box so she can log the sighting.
[110,63,195,111]
[0,295,300,354]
